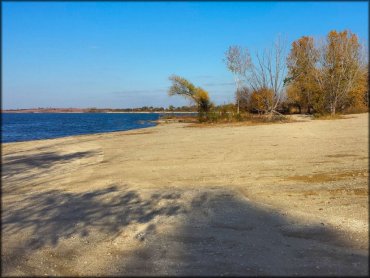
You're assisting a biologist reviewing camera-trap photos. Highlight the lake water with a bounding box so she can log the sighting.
[2,113,178,143]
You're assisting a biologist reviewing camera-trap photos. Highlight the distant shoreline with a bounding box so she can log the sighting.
[2,111,197,114]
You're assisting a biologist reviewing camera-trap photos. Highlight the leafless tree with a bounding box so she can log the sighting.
[245,35,288,115]
[224,46,252,113]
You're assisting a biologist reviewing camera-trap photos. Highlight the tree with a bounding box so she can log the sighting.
[224,46,252,114]
[244,35,288,116]
[249,88,274,114]
[235,86,250,112]
[168,75,212,121]
[286,36,319,113]
[315,30,365,115]
[285,84,302,113]
[346,64,369,112]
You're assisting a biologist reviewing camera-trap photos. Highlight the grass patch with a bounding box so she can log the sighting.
[287,169,368,183]
[326,154,358,158]
[160,113,296,127]
[302,187,368,197]
[123,131,155,136]
[328,187,368,196]
[313,114,346,120]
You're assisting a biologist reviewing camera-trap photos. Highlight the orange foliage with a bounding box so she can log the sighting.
[249,88,274,113]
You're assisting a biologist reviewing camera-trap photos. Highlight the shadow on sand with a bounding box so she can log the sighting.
[3,186,184,249]
[2,151,98,178]
[2,150,99,195]
[120,189,368,276]
[2,184,368,276]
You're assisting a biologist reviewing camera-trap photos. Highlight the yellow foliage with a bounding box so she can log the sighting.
[286,84,301,104]
[286,36,319,112]
[348,67,368,110]
[194,87,210,103]
[249,88,274,113]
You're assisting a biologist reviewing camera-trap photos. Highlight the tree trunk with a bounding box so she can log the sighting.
[330,103,336,115]
[268,109,274,118]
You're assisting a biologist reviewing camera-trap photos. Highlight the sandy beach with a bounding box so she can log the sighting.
[2,113,368,276]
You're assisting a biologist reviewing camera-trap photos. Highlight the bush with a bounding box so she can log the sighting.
[249,88,274,114]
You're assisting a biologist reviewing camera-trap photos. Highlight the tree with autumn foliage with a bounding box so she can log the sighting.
[249,88,275,114]
[286,30,367,115]
[345,65,368,112]
[286,36,320,114]
[168,75,212,121]
[315,30,366,115]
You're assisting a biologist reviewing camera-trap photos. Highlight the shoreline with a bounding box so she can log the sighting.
[0,112,362,145]
[2,112,359,144]
[2,113,368,276]
[2,124,160,145]
[2,111,197,114]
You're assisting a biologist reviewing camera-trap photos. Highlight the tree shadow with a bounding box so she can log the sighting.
[119,189,368,276]
[3,186,185,251]
[2,187,368,276]
[2,150,100,195]
[2,151,98,178]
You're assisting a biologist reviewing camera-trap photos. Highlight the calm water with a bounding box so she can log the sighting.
[2,113,168,143]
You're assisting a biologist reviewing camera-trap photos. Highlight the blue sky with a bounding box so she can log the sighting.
[3,1,368,109]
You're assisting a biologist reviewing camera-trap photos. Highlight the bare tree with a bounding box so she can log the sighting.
[224,46,252,114]
[245,35,288,115]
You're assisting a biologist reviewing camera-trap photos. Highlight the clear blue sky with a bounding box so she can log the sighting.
[3,1,368,109]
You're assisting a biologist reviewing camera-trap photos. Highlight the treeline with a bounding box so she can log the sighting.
[168,30,368,122]
[285,31,368,115]
[86,106,198,113]
[4,106,199,113]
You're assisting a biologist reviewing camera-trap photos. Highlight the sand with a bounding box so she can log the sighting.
[2,113,368,276]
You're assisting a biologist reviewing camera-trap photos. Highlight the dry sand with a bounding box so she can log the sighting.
[2,113,368,276]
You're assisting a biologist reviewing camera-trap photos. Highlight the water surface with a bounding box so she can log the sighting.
[2,113,166,143]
